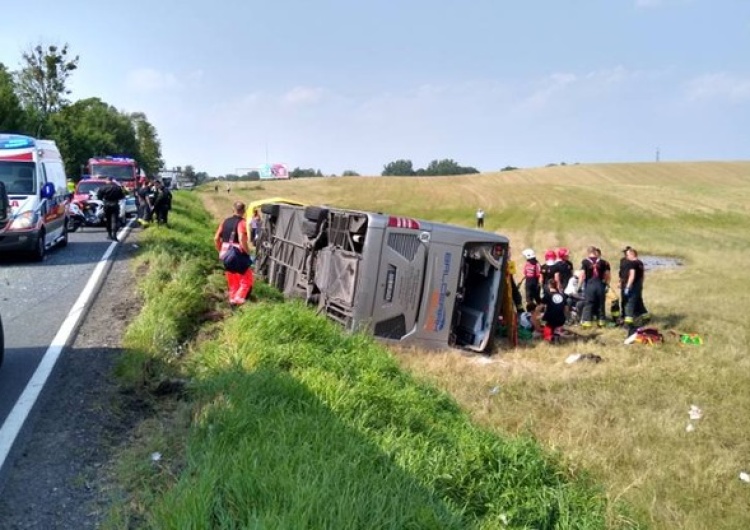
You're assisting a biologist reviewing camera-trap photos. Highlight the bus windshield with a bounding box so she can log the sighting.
[90,164,135,182]
[0,161,37,195]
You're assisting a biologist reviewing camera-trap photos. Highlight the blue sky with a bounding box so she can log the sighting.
[1,0,748,175]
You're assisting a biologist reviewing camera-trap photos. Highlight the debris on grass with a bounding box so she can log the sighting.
[740,472,750,483]
[565,353,604,364]
[686,405,703,433]
[472,355,504,365]
[150,452,162,462]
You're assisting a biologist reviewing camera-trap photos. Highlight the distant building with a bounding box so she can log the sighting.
[159,169,192,190]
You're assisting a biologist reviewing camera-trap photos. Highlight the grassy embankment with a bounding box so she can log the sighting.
[200,161,750,530]
[107,192,619,528]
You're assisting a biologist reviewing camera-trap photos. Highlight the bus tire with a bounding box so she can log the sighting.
[261,204,279,217]
[304,206,328,223]
[302,219,319,239]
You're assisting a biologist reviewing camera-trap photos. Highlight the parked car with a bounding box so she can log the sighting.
[255,202,509,353]
[74,178,137,219]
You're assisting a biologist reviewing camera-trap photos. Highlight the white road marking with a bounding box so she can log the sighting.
[0,222,134,470]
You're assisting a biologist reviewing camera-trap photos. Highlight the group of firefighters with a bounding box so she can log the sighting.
[135,178,172,227]
[509,245,650,342]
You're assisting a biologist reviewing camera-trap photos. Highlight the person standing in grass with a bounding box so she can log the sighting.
[578,246,610,328]
[476,208,485,228]
[540,249,557,298]
[214,201,254,306]
[153,181,172,226]
[250,208,261,243]
[506,247,524,312]
[137,178,154,226]
[539,279,567,342]
[595,247,613,322]
[622,247,649,330]
[553,247,575,299]
[521,248,542,305]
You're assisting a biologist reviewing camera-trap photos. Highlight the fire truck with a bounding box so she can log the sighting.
[86,156,139,192]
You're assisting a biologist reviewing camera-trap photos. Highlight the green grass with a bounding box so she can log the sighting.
[108,190,623,529]
[150,302,615,529]
[197,161,750,529]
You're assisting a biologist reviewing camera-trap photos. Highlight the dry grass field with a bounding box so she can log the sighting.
[199,161,750,529]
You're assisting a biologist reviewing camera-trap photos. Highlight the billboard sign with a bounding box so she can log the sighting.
[259,163,290,180]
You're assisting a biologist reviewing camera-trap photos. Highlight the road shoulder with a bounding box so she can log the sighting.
[0,235,145,529]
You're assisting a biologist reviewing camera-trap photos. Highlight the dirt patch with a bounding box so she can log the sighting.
[0,236,150,529]
[641,255,684,271]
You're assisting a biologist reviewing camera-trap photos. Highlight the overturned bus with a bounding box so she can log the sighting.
[255,203,509,353]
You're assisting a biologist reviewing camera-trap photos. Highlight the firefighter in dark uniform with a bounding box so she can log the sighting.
[577,246,611,328]
[595,247,612,322]
[622,247,649,332]
[153,181,172,225]
[96,177,126,241]
[540,249,557,298]
[553,247,575,296]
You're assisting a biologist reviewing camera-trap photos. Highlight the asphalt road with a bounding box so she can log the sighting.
[0,225,120,443]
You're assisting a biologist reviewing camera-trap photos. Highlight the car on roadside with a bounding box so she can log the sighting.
[74,178,137,219]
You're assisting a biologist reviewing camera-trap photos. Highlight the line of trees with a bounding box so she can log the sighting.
[0,43,164,180]
[382,158,479,177]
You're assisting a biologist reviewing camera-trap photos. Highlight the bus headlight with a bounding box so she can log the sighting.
[9,211,38,230]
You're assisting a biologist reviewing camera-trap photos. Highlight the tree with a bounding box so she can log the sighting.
[342,170,360,176]
[240,171,260,181]
[50,97,138,178]
[381,159,415,176]
[422,159,479,176]
[290,167,322,178]
[130,112,164,177]
[0,63,27,133]
[183,165,197,184]
[14,43,79,136]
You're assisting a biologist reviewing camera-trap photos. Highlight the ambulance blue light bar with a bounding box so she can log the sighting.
[0,134,36,150]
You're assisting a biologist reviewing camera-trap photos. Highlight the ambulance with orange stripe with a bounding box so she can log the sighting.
[0,134,69,260]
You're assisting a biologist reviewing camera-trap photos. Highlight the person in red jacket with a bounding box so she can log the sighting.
[521,248,542,305]
[214,201,254,306]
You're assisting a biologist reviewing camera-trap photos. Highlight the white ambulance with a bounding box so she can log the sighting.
[0,134,69,260]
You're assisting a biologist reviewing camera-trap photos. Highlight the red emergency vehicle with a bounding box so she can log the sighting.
[86,156,139,192]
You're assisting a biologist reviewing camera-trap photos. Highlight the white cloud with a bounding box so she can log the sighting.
[282,86,326,106]
[521,72,578,110]
[126,68,182,93]
[684,73,750,103]
[585,65,630,85]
